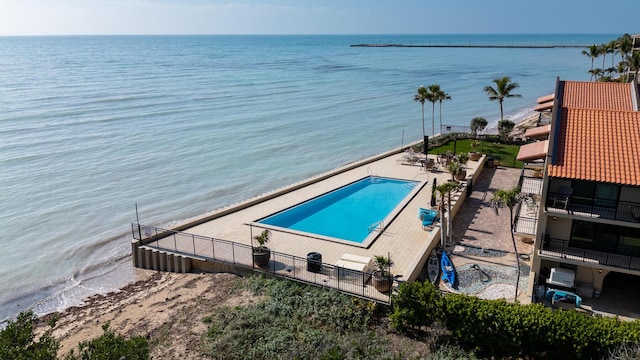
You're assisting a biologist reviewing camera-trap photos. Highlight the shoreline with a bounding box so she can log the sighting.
[16,107,545,325]
[26,109,546,355]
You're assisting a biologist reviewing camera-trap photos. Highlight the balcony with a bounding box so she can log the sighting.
[546,193,640,225]
[513,165,544,237]
[540,237,640,271]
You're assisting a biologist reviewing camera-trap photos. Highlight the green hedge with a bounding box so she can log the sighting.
[391,281,640,359]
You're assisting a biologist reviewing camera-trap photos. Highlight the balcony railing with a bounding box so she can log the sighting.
[540,236,640,271]
[545,193,640,224]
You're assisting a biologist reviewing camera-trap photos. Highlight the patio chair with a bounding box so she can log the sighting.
[419,208,439,230]
[397,150,420,165]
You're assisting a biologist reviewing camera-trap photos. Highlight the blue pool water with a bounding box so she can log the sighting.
[258,177,418,243]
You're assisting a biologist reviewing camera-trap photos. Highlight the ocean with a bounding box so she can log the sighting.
[0,34,616,322]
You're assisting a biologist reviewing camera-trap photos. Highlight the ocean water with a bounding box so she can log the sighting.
[0,34,616,322]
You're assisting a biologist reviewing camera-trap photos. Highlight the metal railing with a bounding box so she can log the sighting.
[131,224,391,304]
[545,194,640,224]
[540,236,640,271]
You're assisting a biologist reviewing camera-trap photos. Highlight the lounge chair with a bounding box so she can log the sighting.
[397,150,421,166]
[418,208,439,230]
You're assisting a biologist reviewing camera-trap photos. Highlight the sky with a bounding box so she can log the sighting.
[0,0,636,36]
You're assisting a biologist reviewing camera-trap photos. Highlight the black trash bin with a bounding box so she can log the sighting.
[485,156,495,168]
[307,252,322,273]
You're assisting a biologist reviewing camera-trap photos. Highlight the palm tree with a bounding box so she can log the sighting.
[426,84,440,136]
[436,181,459,247]
[435,88,451,135]
[414,85,429,139]
[629,52,640,80]
[608,40,618,70]
[618,34,633,63]
[589,68,603,81]
[582,44,600,81]
[616,61,628,82]
[483,77,522,121]
[491,187,524,301]
[599,43,608,73]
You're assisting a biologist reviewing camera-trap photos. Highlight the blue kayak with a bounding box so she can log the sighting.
[441,250,456,286]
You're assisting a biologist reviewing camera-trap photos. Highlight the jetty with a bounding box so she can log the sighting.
[350,44,589,49]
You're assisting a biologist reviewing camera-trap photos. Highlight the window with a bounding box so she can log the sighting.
[619,228,640,256]
[570,181,620,208]
[571,181,595,206]
[570,221,594,248]
[570,221,640,256]
[594,183,619,208]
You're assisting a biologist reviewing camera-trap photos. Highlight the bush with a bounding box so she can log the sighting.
[390,280,441,332]
[203,275,390,359]
[0,311,59,360]
[391,284,640,359]
[497,119,515,140]
[64,323,149,360]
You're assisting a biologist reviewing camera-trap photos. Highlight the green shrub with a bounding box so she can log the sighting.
[0,311,59,360]
[390,280,441,332]
[392,283,640,359]
[203,275,389,360]
[64,323,149,360]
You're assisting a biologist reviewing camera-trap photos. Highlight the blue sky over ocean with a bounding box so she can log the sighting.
[1,0,636,36]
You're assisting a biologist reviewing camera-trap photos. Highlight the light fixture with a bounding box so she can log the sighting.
[552,216,557,220]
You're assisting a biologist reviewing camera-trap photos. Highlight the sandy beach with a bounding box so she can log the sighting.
[38,270,252,359]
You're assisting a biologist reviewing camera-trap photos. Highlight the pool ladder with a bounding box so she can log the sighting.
[368,219,385,233]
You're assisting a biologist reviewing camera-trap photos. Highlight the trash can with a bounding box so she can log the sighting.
[307,252,322,273]
[485,156,495,168]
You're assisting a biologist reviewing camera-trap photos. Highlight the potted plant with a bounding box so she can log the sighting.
[456,152,469,165]
[252,229,271,266]
[469,140,482,161]
[372,254,393,293]
[447,161,466,181]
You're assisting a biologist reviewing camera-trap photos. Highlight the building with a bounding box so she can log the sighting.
[517,79,640,315]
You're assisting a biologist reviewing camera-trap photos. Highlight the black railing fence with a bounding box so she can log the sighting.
[540,236,640,271]
[131,224,391,304]
[545,194,640,224]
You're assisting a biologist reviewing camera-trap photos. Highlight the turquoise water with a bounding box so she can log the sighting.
[259,177,417,243]
[0,34,617,322]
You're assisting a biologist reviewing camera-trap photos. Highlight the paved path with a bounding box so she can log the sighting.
[444,166,534,302]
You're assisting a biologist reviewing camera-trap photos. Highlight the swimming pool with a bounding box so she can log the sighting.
[257,176,421,245]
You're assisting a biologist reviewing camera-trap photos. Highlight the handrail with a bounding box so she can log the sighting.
[368,220,384,233]
[540,236,640,271]
[545,193,640,224]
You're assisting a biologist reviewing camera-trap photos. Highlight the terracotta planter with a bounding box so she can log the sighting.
[372,270,393,293]
[469,152,481,161]
[253,247,271,267]
[454,169,467,181]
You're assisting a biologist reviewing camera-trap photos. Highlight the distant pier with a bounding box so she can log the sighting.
[350,44,588,49]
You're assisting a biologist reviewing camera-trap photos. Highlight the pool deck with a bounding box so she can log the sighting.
[141,145,484,285]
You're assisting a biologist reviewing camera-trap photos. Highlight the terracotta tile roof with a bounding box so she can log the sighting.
[561,81,634,111]
[548,108,640,186]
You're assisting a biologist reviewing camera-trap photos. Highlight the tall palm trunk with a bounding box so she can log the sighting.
[431,103,436,136]
[421,103,425,137]
[439,103,443,135]
[509,207,521,301]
